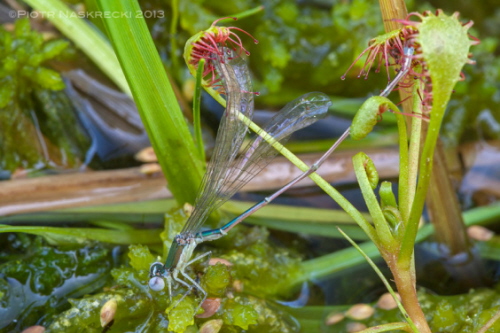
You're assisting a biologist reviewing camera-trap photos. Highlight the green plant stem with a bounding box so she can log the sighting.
[289,241,380,288]
[338,228,418,333]
[404,79,423,222]
[0,224,162,245]
[393,103,409,223]
[193,58,206,162]
[96,0,204,206]
[389,257,430,333]
[399,106,446,264]
[221,5,265,21]
[352,152,392,247]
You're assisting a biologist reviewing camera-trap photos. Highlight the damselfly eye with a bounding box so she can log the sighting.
[149,276,165,291]
[149,262,165,276]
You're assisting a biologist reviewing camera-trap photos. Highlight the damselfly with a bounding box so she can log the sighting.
[148,49,344,309]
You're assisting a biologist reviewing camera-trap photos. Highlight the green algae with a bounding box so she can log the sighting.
[0,18,89,174]
[0,234,113,331]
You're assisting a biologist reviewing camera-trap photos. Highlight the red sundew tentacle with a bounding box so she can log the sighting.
[397,110,430,122]
[194,42,218,54]
[187,19,257,88]
[227,27,259,44]
[409,52,424,59]
[396,84,415,95]
[410,71,428,78]
[395,94,414,107]
[395,18,421,27]
[383,41,392,81]
[398,77,415,88]
[228,32,247,50]
[365,44,385,77]
[362,50,378,78]
[227,36,250,56]
[373,54,383,74]
[341,46,374,80]
[200,36,222,54]
[214,29,229,44]
[463,20,474,29]
[196,37,217,49]
[190,49,212,59]
[407,11,425,20]
[468,34,480,45]
[391,37,404,52]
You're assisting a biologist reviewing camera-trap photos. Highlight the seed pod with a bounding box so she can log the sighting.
[346,303,375,320]
[100,298,117,327]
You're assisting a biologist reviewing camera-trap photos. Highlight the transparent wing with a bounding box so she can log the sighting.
[182,50,332,233]
[221,91,332,199]
[181,48,254,233]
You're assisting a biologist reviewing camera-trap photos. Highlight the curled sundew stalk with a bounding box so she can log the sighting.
[350,96,404,140]
[352,152,395,250]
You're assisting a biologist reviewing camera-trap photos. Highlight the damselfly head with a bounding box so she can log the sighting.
[149,262,167,291]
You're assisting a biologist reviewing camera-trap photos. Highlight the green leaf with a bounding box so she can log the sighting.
[418,10,473,114]
[0,224,162,245]
[96,0,204,206]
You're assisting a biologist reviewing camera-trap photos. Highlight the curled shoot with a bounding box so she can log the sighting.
[350,96,403,140]
[353,152,395,250]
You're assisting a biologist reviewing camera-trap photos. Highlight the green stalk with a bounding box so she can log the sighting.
[399,11,473,265]
[352,152,393,248]
[96,0,204,206]
[0,224,161,245]
[226,6,265,21]
[338,228,418,333]
[403,78,424,222]
[290,241,380,287]
[394,102,409,223]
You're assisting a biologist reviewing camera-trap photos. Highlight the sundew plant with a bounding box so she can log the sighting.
[2,0,500,332]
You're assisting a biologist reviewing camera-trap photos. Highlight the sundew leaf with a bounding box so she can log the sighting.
[418,10,474,115]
